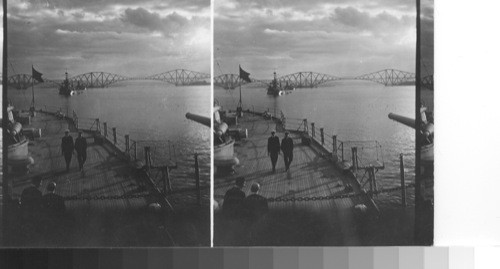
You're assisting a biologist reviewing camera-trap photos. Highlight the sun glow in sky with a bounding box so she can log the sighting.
[7,0,210,79]
[215,0,421,79]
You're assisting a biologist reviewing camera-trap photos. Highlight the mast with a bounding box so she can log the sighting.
[31,66,35,112]
[237,81,242,116]
[414,0,425,244]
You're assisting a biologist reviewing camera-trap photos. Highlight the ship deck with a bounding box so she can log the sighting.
[214,113,375,245]
[11,113,149,211]
[5,112,208,246]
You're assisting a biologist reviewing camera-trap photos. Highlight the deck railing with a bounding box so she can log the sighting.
[38,105,208,207]
[283,117,385,169]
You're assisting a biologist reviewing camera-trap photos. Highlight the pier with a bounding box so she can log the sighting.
[4,106,209,247]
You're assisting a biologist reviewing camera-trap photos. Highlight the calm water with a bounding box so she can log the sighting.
[215,80,415,188]
[8,81,210,185]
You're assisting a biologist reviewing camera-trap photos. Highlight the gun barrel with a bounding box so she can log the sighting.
[388,113,416,129]
[185,113,211,128]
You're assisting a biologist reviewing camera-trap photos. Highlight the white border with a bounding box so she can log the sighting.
[434,0,500,246]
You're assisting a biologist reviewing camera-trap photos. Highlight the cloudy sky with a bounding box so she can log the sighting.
[421,0,433,76]
[7,0,210,79]
[215,0,417,79]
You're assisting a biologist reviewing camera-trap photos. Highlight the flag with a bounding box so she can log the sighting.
[239,65,251,83]
[32,66,44,83]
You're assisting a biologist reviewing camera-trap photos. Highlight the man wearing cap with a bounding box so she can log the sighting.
[42,182,66,215]
[19,176,43,240]
[20,176,43,211]
[42,181,67,244]
[222,177,246,217]
[75,131,88,173]
[281,131,294,171]
[267,130,280,173]
[61,129,74,172]
[244,182,268,220]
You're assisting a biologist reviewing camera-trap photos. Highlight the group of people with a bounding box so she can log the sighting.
[61,129,88,174]
[267,130,294,172]
[20,176,66,215]
[222,177,268,220]
[18,176,70,243]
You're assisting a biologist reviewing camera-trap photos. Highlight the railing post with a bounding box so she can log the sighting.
[369,166,373,194]
[368,166,377,195]
[400,153,407,207]
[195,153,201,206]
[103,122,108,137]
[144,147,151,173]
[162,167,172,194]
[125,135,130,153]
[351,147,358,173]
[96,118,101,133]
[166,166,172,192]
[311,122,315,138]
[73,110,78,129]
[112,127,117,144]
[303,119,308,134]
[320,128,324,145]
[133,142,137,161]
[341,142,344,162]
[333,135,337,156]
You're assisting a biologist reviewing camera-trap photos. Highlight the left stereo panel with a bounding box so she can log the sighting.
[2,0,212,247]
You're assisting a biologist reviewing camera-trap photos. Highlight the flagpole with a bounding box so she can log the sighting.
[31,66,35,113]
[237,65,243,116]
[239,83,242,107]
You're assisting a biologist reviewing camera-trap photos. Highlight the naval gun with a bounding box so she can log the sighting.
[388,106,433,163]
[186,108,239,175]
[6,104,36,173]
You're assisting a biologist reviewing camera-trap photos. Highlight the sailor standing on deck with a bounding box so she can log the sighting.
[61,129,74,172]
[267,130,281,173]
[75,131,88,174]
[243,182,268,220]
[20,176,43,210]
[281,131,294,171]
[222,177,246,217]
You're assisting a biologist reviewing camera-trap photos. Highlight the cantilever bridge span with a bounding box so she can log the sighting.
[7,69,210,90]
[214,69,420,89]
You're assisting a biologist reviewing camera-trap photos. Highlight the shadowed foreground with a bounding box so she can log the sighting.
[4,112,209,246]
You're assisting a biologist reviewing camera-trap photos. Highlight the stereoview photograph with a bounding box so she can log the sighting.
[2,0,211,246]
[212,0,432,246]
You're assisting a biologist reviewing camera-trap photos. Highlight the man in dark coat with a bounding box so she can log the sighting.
[42,182,66,216]
[42,182,68,244]
[74,131,88,173]
[281,131,294,171]
[19,176,43,242]
[267,130,280,172]
[20,176,42,210]
[222,177,246,217]
[61,129,74,172]
[244,182,268,221]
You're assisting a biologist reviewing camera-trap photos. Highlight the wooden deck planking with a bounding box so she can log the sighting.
[215,114,369,243]
[10,113,148,211]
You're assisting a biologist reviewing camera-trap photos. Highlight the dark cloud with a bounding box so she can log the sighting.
[333,7,372,28]
[24,0,209,13]
[120,8,191,34]
[420,0,434,75]
[217,0,414,13]
[331,7,414,36]
[71,11,85,19]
